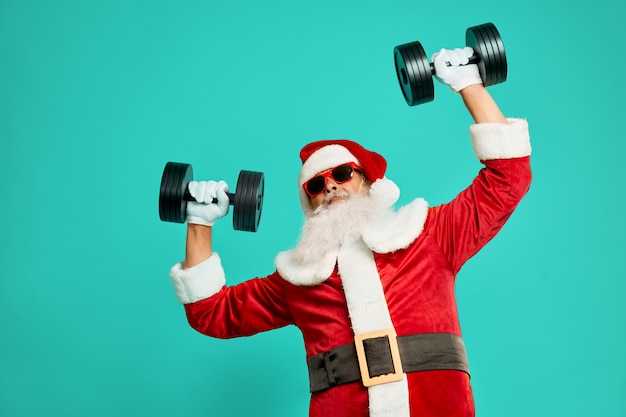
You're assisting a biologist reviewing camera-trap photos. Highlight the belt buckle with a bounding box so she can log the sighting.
[354,328,404,387]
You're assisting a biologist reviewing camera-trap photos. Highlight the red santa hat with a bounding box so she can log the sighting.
[298,139,400,215]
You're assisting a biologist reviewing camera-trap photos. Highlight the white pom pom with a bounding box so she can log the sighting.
[369,178,400,207]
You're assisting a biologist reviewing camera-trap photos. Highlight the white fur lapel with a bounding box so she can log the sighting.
[275,198,429,286]
[339,237,412,417]
[274,249,337,286]
[362,198,428,254]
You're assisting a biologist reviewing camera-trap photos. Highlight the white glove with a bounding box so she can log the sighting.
[186,180,230,226]
[431,47,483,92]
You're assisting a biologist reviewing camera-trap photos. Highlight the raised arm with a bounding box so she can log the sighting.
[169,180,294,338]
[431,47,507,124]
[165,179,230,306]
[426,48,532,273]
[459,84,507,124]
[182,180,229,268]
[184,224,213,268]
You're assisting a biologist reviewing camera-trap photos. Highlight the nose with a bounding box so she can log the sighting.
[324,177,338,193]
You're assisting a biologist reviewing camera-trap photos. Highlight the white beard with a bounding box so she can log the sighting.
[292,191,387,264]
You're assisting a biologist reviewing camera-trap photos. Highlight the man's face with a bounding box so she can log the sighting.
[306,163,368,211]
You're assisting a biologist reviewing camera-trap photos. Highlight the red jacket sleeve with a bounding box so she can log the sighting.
[184,272,295,339]
[426,156,532,274]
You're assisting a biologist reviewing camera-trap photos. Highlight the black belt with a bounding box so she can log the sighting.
[307,331,469,393]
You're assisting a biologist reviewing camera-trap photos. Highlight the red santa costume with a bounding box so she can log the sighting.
[169,118,532,417]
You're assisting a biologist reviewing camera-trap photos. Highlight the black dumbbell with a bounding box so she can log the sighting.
[394,22,507,106]
[159,162,264,232]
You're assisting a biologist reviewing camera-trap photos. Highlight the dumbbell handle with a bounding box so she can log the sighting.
[182,188,236,205]
[429,54,479,73]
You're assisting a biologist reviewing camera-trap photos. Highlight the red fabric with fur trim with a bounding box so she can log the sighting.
[184,156,531,416]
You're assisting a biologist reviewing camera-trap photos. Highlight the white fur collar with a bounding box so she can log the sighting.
[275,198,429,286]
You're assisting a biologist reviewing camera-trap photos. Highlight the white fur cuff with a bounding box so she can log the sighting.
[169,253,226,304]
[470,118,532,160]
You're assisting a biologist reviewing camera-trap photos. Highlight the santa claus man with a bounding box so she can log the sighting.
[169,47,532,417]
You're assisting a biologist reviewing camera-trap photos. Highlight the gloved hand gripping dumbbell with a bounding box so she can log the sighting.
[394,22,507,106]
[158,161,264,232]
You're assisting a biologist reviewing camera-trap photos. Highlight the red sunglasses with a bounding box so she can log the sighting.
[302,162,363,197]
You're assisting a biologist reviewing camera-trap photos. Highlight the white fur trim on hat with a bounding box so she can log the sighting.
[169,253,226,304]
[470,118,532,160]
[298,144,361,187]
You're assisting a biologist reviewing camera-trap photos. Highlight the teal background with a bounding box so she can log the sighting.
[2,0,624,416]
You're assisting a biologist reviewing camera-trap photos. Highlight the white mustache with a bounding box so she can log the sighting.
[324,190,351,203]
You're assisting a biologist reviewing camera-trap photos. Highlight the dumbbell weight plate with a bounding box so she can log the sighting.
[395,43,421,105]
[394,43,415,104]
[394,41,434,106]
[244,171,264,232]
[482,23,507,84]
[233,171,248,231]
[466,24,492,86]
[476,25,497,86]
[176,163,193,223]
[159,162,194,224]
[397,41,433,106]
[164,162,181,223]
[233,170,264,232]
[169,162,185,223]
[233,171,264,232]
[407,41,434,105]
[252,172,264,231]
[159,162,175,222]
[466,23,507,87]
[241,172,257,232]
